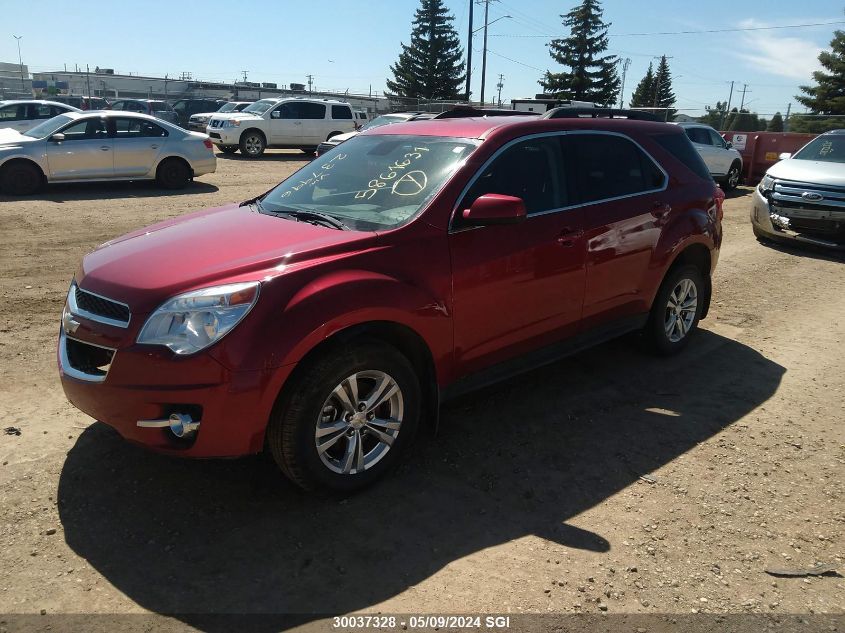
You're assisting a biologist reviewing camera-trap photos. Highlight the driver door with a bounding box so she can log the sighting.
[45,116,114,180]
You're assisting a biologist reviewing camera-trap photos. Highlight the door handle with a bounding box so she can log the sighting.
[150,144,159,149]
[100,146,111,151]
[556,227,584,247]
[294,121,302,125]
[651,202,671,218]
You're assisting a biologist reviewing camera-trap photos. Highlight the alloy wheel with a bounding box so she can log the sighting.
[314,370,404,475]
[664,278,698,343]
[727,168,739,189]
[244,135,263,156]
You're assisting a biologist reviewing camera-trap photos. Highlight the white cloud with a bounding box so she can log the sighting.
[733,18,826,80]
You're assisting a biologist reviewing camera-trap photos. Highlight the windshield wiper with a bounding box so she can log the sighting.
[274,208,350,231]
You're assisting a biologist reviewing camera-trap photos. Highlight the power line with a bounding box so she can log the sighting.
[485,48,545,72]
[488,19,845,38]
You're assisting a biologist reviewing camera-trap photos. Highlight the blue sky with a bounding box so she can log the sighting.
[2,0,842,116]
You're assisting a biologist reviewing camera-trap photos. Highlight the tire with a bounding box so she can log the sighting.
[155,158,191,190]
[644,264,705,355]
[239,130,266,157]
[218,145,238,155]
[722,162,741,191]
[0,161,43,196]
[266,340,421,492]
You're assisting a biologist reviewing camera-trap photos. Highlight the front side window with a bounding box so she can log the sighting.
[259,134,478,231]
[332,105,353,120]
[60,117,108,140]
[0,104,25,120]
[113,117,168,138]
[110,101,125,111]
[793,135,845,163]
[124,101,146,113]
[460,136,566,215]
[707,129,726,148]
[570,134,665,203]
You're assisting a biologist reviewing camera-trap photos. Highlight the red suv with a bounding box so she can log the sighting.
[58,112,722,491]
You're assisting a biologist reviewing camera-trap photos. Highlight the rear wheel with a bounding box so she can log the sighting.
[239,130,266,157]
[644,265,705,355]
[218,145,238,155]
[722,162,741,191]
[155,158,191,189]
[0,161,43,196]
[266,340,421,492]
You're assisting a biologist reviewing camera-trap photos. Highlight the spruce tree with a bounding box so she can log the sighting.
[652,55,676,120]
[540,0,619,105]
[629,63,655,108]
[386,0,466,101]
[796,28,845,114]
[767,112,784,132]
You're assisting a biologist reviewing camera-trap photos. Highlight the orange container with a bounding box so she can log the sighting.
[720,131,817,184]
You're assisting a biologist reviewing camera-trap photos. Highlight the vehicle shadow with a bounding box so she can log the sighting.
[216,151,312,162]
[57,329,784,631]
[725,185,753,199]
[755,233,845,262]
[0,180,219,203]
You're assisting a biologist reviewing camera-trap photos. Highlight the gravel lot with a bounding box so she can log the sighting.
[0,151,843,632]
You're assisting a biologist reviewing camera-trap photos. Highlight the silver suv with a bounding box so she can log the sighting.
[674,122,743,190]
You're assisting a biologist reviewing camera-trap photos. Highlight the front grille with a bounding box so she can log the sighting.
[771,180,845,210]
[75,287,130,324]
[770,179,845,240]
[65,337,114,379]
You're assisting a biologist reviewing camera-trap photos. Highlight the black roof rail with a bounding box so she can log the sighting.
[542,107,662,122]
[433,106,540,119]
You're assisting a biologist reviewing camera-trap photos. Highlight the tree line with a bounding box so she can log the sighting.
[385,0,844,133]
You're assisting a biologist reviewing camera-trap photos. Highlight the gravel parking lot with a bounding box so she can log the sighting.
[0,151,843,630]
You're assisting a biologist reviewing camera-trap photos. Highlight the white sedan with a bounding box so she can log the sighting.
[0,100,82,133]
[0,111,216,195]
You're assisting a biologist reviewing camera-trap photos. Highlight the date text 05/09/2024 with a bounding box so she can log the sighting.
[332,615,512,629]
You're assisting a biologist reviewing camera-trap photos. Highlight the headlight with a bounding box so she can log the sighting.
[221,119,241,128]
[137,282,259,355]
[758,174,775,195]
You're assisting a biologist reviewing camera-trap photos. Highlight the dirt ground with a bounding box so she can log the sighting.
[0,152,843,632]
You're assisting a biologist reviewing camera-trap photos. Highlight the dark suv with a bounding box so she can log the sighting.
[108,99,178,124]
[58,109,723,492]
[170,98,228,127]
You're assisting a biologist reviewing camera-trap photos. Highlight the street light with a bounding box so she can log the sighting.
[12,35,25,94]
[472,14,511,34]
[477,14,511,105]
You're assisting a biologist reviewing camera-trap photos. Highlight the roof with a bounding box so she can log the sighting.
[256,96,351,105]
[364,115,683,140]
[0,99,81,107]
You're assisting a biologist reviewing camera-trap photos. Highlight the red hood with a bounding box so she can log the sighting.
[78,203,377,312]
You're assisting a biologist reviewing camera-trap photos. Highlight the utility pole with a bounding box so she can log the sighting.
[738,83,750,111]
[307,74,314,93]
[164,74,169,99]
[13,36,26,93]
[479,0,491,105]
[86,64,92,99]
[465,0,473,102]
[618,57,631,109]
[784,102,791,132]
[496,73,504,107]
[720,80,735,130]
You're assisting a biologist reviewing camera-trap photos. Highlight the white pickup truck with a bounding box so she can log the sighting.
[206,97,357,157]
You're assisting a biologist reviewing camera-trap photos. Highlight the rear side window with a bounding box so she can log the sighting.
[460,136,566,215]
[150,101,171,111]
[653,133,712,181]
[332,105,353,119]
[301,102,327,119]
[569,134,665,203]
[27,104,53,120]
[113,117,168,138]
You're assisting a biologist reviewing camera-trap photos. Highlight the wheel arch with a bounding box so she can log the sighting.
[0,156,46,178]
[153,154,193,177]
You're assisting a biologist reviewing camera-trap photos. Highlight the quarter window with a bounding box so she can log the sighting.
[332,105,353,119]
[569,134,664,203]
[461,136,566,215]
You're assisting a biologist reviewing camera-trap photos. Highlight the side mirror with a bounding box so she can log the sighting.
[725,141,733,149]
[50,133,65,143]
[271,110,281,119]
[462,194,527,225]
[778,152,792,160]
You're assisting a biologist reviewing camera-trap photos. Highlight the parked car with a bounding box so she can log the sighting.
[171,98,228,127]
[188,101,252,132]
[674,122,743,190]
[206,97,357,156]
[315,111,435,155]
[108,99,179,125]
[354,110,369,126]
[50,95,110,111]
[0,100,82,133]
[57,110,722,492]
[752,129,845,250]
[0,111,215,195]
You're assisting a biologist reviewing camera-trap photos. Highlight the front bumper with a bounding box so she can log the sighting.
[206,127,240,146]
[58,328,294,457]
[188,121,209,132]
[751,188,845,250]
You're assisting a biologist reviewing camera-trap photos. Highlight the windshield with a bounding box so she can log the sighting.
[260,134,478,231]
[793,135,845,163]
[217,102,238,112]
[243,99,276,115]
[360,114,409,132]
[24,115,73,138]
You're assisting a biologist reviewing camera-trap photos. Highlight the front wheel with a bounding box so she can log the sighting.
[644,265,705,355]
[0,161,43,195]
[239,131,266,157]
[266,341,421,492]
